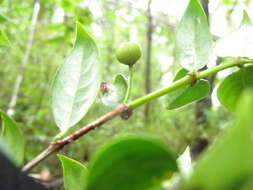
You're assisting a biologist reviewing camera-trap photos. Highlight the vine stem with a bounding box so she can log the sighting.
[128,60,253,108]
[22,60,253,172]
[123,65,134,103]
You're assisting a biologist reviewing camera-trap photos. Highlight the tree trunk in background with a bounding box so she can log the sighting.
[144,0,153,122]
[8,0,12,11]
[7,0,40,116]
[194,0,210,126]
[105,31,115,74]
[190,0,212,160]
[104,1,116,75]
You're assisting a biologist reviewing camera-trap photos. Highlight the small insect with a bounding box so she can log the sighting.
[100,82,109,94]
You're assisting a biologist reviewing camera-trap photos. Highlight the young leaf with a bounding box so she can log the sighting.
[166,68,210,110]
[51,22,101,132]
[86,136,178,190]
[0,110,25,166]
[0,29,10,47]
[58,154,87,190]
[185,90,253,190]
[176,0,212,71]
[101,74,128,107]
[217,65,253,112]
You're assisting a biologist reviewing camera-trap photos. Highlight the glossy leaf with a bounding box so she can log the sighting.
[51,22,101,132]
[0,110,25,165]
[166,68,210,110]
[58,154,87,190]
[176,0,212,71]
[217,66,253,112]
[0,29,10,46]
[185,90,253,190]
[86,136,178,190]
[101,74,127,107]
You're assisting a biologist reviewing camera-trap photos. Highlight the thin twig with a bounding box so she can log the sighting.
[22,60,253,173]
[22,104,131,172]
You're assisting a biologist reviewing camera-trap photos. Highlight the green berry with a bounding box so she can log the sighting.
[116,42,142,66]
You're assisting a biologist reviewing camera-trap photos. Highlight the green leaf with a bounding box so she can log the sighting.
[51,22,101,132]
[0,13,10,23]
[0,110,25,166]
[223,0,236,5]
[101,74,128,107]
[176,0,212,71]
[217,65,253,112]
[240,10,252,27]
[185,90,253,190]
[86,136,178,190]
[58,154,88,190]
[0,29,10,47]
[173,68,189,81]
[166,68,210,109]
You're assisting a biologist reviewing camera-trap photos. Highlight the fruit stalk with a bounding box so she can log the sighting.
[124,65,134,103]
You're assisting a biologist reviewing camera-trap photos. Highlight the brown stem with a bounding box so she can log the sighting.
[22,104,131,172]
[21,59,252,172]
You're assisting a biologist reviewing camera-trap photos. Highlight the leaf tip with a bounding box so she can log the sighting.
[75,21,93,42]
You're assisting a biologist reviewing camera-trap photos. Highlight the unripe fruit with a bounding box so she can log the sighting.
[116,42,142,66]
